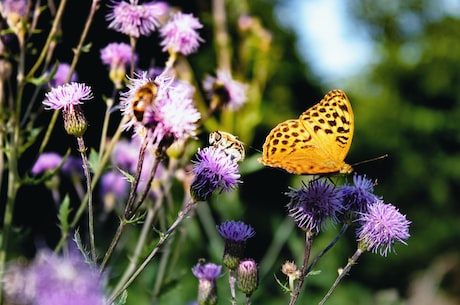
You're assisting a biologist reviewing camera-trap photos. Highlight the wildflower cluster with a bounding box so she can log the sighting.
[0,0,411,304]
[284,174,410,303]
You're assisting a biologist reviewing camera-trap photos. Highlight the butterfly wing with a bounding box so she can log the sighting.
[299,89,354,164]
[259,90,354,175]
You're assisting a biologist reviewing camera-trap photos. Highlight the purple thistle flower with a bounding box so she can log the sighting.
[100,42,135,67]
[101,42,136,88]
[160,12,203,55]
[192,262,222,305]
[190,146,241,201]
[339,173,380,215]
[42,82,93,112]
[5,248,106,305]
[49,63,78,88]
[1,0,28,19]
[202,70,248,111]
[217,221,255,269]
[286,179,343,234]
[356,200,411,256]
[146,80,200,143]
[216,221,255,242]
[192,262,222,280]
[106,0,169,38]
[61,155,84,178]
[120,72,200,152]
[42,83,92,137]
[100,171,129,201]
[31,152,63,175]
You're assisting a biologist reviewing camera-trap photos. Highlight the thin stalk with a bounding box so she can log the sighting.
[318,249,363,305]
[111,196,161,292]
[108,200,198,303]
[229,269,237,305]
[76,136,96,263]
[54,116,128,253]
[288,230,314,305]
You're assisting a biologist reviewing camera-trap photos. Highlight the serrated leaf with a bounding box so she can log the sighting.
[274,274,291,294]
[73,230,93,265]
[117,167,135,184]
[58,195,71,233]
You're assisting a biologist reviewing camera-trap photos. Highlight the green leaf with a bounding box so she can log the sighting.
[118,167,135,184]
[88,148,100,173]
[58,195,71,233]
[112,290,128,305]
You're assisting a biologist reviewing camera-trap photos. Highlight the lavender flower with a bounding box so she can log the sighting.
[1,0,27,34]
[100,42,135,67]
[190,146,241,201]
[100,42,136,88]
[236,259,259,296]
[4,248,106,305]
[49,63,78,87]
[217,221,255,269]
[61,155,84,178]
[160,12,203,55]
[1,0,28,18]
[100,171,129,213]
[31,152,63,175]
[43,82,93,112]
[42,83,93,137]
[202,70,248,111]
[286,179,343,234]
[356,200,411,256]
[339,173,380,217]
[217,221,256,242]
[106,0,168,38]
[120,72,200,153]
[192,262,222,305]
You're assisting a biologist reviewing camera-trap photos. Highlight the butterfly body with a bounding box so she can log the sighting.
[209,131,245,163]
[259,89,354,175]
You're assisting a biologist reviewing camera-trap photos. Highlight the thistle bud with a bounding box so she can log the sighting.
[237,258,259,296]
[62,106,88,137]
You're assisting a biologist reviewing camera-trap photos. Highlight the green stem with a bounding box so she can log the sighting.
[108,200,198,303]
[54,116,128,253]
[288,230,314,305]
[76,136,96,263]
[318,249,363,305]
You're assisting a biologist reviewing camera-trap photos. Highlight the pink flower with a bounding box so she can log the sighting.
[106,0,169,38]
[160,12,203,55]
[203,70,248,110]
[42,83,93,112]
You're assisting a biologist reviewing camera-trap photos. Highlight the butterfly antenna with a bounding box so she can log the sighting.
[352,154,388,168]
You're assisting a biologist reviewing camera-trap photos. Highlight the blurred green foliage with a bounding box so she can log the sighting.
[4,0,460,304]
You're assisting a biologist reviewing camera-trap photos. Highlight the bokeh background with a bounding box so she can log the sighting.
[3,0,460,304]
